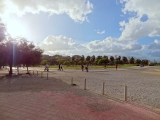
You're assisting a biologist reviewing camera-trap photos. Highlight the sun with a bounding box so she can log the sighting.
[6,19,27,38]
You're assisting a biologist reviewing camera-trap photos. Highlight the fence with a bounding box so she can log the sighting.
[28,70,128,102]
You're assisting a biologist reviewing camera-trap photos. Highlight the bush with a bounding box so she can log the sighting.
[149,63,154,66]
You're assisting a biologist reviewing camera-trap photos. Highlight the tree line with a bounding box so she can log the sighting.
[41,55,149,66]
[0,20,43,75]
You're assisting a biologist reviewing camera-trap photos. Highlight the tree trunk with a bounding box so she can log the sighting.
[9,64,12,75]
[27,66,29,73]
[17,66,19,75]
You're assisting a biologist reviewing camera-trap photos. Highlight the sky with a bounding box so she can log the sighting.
[0,0,160,62]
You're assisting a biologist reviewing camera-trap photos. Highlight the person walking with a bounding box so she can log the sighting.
[58,64,61,71]
[85,65,88,72]
[60,64,63,71]
[81,64,84,71]
[115,64,118,70]
[44,64,49,71]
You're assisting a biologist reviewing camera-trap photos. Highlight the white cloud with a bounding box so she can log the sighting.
[148,39,160,49]
[119,0,160,41]
[40,35,142,56]
[39,35,160,61]
[148,50,160,57]
[95,30,105,34]
[39,35,88,56]
[87,37,142,53]
[0,0,93,22]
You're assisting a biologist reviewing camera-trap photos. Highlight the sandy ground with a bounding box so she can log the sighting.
[1,66,160,111]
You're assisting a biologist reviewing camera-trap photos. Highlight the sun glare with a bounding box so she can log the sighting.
[7,20,27,38]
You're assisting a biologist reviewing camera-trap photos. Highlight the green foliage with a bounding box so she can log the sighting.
[80,55,85,61]
[122,56,128,64]
[141,59,149,65]
[86,56,91,61]
[57,59,64,64]
[110,56,114,62]
[17,38,43,67]
[63,61,70,65]
[136,59,141,64]
[97,56,102,60]
[48,58,58,65]
[149,63,154,66]
[129,57,135,64]
[41,60,49,65]
[0,36,43,74]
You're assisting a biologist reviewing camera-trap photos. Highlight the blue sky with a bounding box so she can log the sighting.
[0,0,160,62]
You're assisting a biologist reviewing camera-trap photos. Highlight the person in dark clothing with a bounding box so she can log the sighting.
[58,64,61,71]
[81,64,84,71]
[85,65,88,72]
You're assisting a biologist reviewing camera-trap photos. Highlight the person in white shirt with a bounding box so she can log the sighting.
[44,64,49,71]
[60,64,63,71]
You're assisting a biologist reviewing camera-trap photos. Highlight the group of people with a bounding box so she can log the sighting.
[81,64,88,72]
[45,64,118,72]
[44,63,63,72]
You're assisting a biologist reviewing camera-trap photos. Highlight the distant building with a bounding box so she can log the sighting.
[52,55,71,60]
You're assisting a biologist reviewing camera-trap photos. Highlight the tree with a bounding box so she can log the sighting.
[102,58,109,65]
[41,60,49,65]
[71,56,75,65]
[98,58,109,65]
[0,20,6,42]
[136,59,141,65]
[0,20,7,68]
[57,59,64,64]
[129,57,135,64]
[97,56,102,60]
[110,56,114,63]
[122,56,128,64]
[48,58,58,65]
[63,61,70,66]
[5,38,20,74]
[97,59,103,65]
[142,59,149,65]
[117,56,121,61]
[90,55,95,64]
[86,56,91,61]
[17,38,43,72]
[103,55,108,58]
[80,55,85,62]
[0,43,7,68]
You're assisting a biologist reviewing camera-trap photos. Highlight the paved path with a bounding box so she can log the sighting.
[0,72,160,120]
